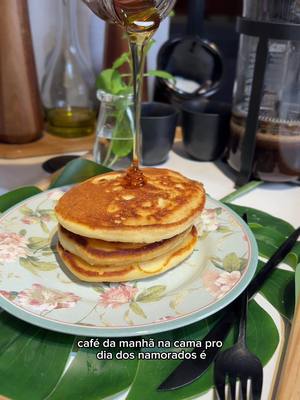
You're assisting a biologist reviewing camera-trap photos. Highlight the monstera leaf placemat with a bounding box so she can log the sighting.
[0,159,299,400]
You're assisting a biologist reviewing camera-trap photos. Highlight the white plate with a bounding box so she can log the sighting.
[0,188,258,336]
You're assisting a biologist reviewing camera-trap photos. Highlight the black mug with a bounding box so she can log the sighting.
[181,99,231,161]
[141,102,179,165]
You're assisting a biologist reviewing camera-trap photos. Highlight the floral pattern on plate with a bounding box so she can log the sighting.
[0,188,257,336]
[1,283,80,315]
[0,232,28,263]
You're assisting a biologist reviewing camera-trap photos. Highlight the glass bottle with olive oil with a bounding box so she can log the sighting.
[42,0,96,138]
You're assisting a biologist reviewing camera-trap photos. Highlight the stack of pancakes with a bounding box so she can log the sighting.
[55,168,205,282]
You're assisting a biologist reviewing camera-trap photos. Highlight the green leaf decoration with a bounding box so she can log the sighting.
[217,226,232,234]
[223,252,241,272]
[227,204,294,238]
[19,257,39,275]
[130,302,147,319]
[226,203,298,320]
[0,312,74,400]
[227,204,298,267]
[285,252,299,269]
[39,209,57,219]
[247,301,280,360]
[146,70,175,81]
[136,285,167,303]
[40,220,50,234]
[111,99,133,159]
[220,181,263,203]
[20,205,34,216]
[126,301,279,400]
[256,260,295,321]
[47,346,138,400]
[251,226,289,261]
[49,159,112,189]
[28,237,50,250]
[112,51,130,69]
[19,256,57,274]
[0,186,41,213]
[96,68,130,95]
[28,259,57,271]
[144,38,155,53]
[92,286,106,294]
[42,251,54,257]
[285,242,300,269]
[169,290,189,311]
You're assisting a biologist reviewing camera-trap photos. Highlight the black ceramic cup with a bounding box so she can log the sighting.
[141,102,179,165]
[181,98,231,161]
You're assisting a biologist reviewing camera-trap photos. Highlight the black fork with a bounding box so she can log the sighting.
[214,290,263,400]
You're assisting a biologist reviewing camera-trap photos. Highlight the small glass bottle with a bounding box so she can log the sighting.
[42,0,96,138]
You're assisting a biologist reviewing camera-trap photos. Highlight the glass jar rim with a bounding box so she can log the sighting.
[96,89,133,102]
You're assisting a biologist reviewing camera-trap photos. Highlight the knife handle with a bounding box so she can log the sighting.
[277,300,300,400]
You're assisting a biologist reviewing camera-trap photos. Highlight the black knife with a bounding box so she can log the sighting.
[158,226,300,391]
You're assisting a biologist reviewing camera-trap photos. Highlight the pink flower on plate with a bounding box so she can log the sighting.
[0,232,28,263]
[242,233,249,242]
[14,283,81,314]
[41,215,51,223]
[0,290,11,300]
[197,209,219,236]
[99,284,138,309]
[21,216,38,225]
[203,270,241,299]
[0,290,18,301]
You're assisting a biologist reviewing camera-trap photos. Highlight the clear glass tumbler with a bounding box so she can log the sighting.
[93,90,134,169]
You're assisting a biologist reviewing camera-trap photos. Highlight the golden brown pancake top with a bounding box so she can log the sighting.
[55,168,205,242]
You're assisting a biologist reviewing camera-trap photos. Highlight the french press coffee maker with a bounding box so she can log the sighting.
[227,0,300,184]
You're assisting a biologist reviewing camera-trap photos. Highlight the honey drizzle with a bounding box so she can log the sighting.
[123,158,145,187]
[113,1,162,187]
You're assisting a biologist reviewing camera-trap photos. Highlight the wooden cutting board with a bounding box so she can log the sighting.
[0,128,182,160]
[0,132,95,159]
[277,262,300,400]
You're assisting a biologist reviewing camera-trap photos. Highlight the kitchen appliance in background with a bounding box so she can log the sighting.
[154,0,223,107]
[228,0,300,183]
[0,0,43,144]
[42,0,96,138]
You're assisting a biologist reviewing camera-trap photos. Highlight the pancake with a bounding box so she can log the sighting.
[55,168,205,243]
[57,226,198,282]
[58,224,192,266]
